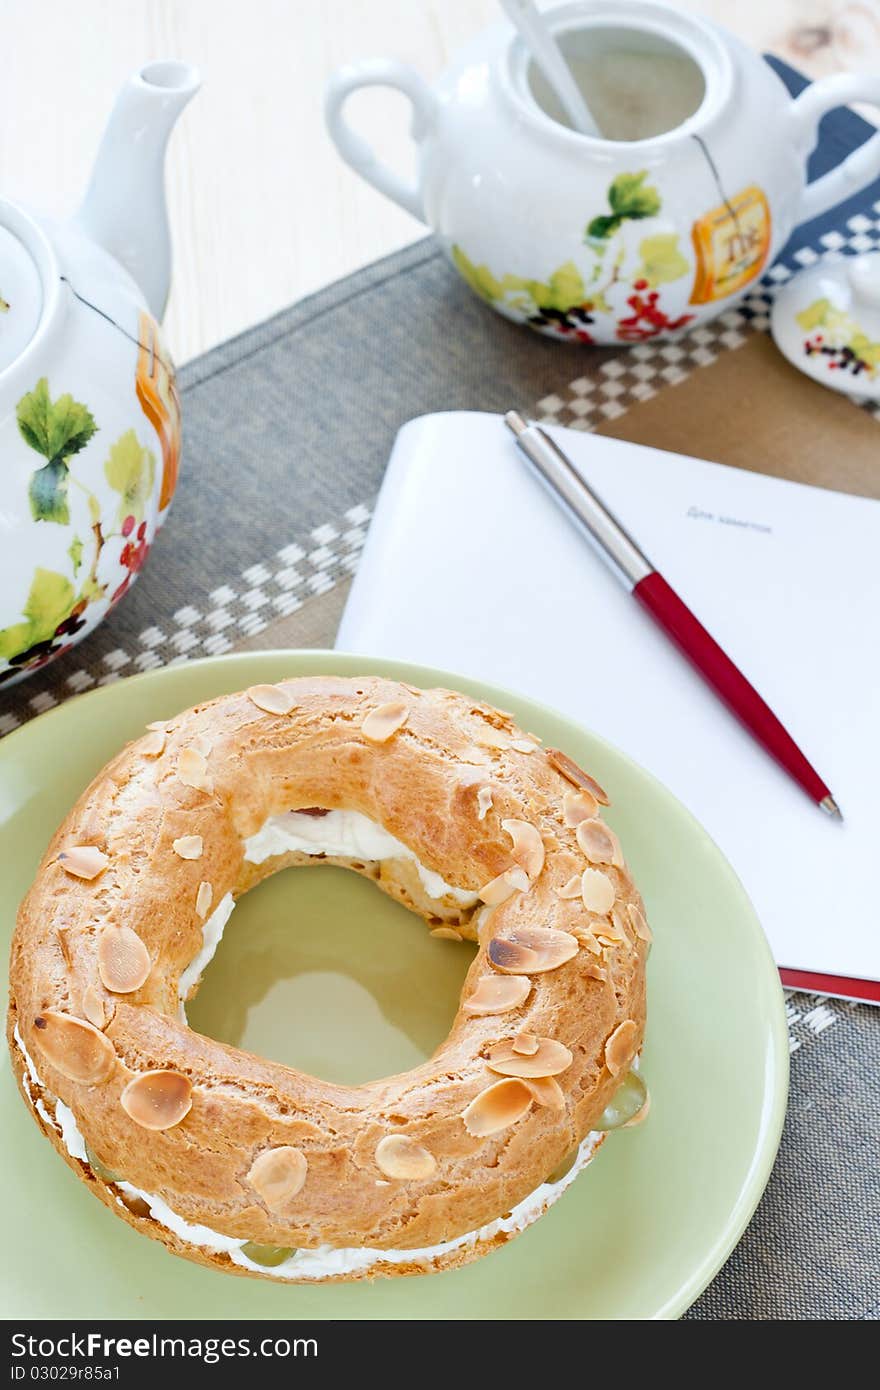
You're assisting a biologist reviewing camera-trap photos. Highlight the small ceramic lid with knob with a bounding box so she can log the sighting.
[771,253,880,398]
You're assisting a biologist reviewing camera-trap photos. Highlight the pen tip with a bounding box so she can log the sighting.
[820,795,843,821]
[504,410,528,437]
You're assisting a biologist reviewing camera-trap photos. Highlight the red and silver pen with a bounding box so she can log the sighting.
[504,410,841,819]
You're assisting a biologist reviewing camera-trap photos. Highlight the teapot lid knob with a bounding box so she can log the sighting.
[847,253,880,310]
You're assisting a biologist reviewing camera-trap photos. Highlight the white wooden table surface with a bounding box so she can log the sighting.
[2,0,879,363]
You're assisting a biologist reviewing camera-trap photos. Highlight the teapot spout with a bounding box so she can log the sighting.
[75,61,200,320]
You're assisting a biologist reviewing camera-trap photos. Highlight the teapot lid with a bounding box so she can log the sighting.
[770,254,880,400]
[0,201,62,381]
[0,220,45,374]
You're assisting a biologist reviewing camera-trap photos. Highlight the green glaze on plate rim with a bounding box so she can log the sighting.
[0,651,788,1320]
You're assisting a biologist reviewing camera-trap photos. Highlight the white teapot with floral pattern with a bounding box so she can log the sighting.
[326,0,880,344]
[0,61,198,688]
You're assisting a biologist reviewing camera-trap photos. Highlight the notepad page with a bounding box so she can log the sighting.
[338,411,880,985]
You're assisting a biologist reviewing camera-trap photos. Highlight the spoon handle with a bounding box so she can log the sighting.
[500,0,601,137]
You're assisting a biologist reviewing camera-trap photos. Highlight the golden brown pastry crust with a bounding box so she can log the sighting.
[7,676,647,1278]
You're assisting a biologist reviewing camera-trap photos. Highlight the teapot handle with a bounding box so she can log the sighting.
[325,60,436,222]
[790,74,880,224]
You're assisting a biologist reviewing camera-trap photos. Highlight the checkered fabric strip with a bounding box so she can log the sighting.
[785,991,860,1053]
[0,504,371,737]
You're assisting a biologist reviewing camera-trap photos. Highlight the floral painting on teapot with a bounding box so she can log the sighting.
[798,297,880,380]
[136,311,182,509]
[0,316,181,686]
[452,169,771,344]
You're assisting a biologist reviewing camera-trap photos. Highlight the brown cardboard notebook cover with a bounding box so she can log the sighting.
[596,334,880,501]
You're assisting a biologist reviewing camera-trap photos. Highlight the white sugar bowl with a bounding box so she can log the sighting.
[327,0,880,345]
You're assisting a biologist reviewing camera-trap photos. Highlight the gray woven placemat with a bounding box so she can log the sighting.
[2,231,878,1318]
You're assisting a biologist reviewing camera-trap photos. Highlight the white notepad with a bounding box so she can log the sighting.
[337,411,880,996]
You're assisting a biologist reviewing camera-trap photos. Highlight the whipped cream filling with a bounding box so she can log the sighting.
[243,809,479,907]
[176,812,479,1016]
[12,1025,602,1280]
[178,891,236,1008]
[117,1132,603,1279]
[55,1099,88,1162]
[14,1023,42,1094]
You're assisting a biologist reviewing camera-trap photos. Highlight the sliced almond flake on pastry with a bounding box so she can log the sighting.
[555,875,583,900]
[462,975,531,1015]
[246,684,295,716]
[32,1011,115,1084]
[195,881,214,918]
[628,902,652,943]
[546,749,610,805]
[361,701,409,743]
[121,1070,193,1130]
[189,734,212,758]
[501,819,545,879]
[581,867,615,915]
[486,1036,573,1078]
[576,818,624,868]
[461,1078,533,1137]
[81,984,110,1030]
[178,747,213,793]
[430,927,462,941]
[478,865,530,905]
[510,738,537,754]
[141,729,166,757]
[246,1146,308,1208]
[473,726,512,750]
[563,788,599,825]
[55,927,73,968]
[595,912,627,946]
[611,906,631,937]
[172,835,203,860]
[97,925,151,994]
[57,846,108,880]
[572,925,602,955]
[476,785,494,821]
[524,1075,566,1110]
[604,1019,639,1077]
[512,1032,539,1056]
[475,906,496,945]
[488,926,578,975]
[146,720,169,732]
[375,1134,437,1180]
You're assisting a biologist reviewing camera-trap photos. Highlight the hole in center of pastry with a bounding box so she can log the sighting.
[185,865,477,1085]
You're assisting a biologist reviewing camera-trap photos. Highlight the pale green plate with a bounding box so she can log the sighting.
[0,652,788,1320]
